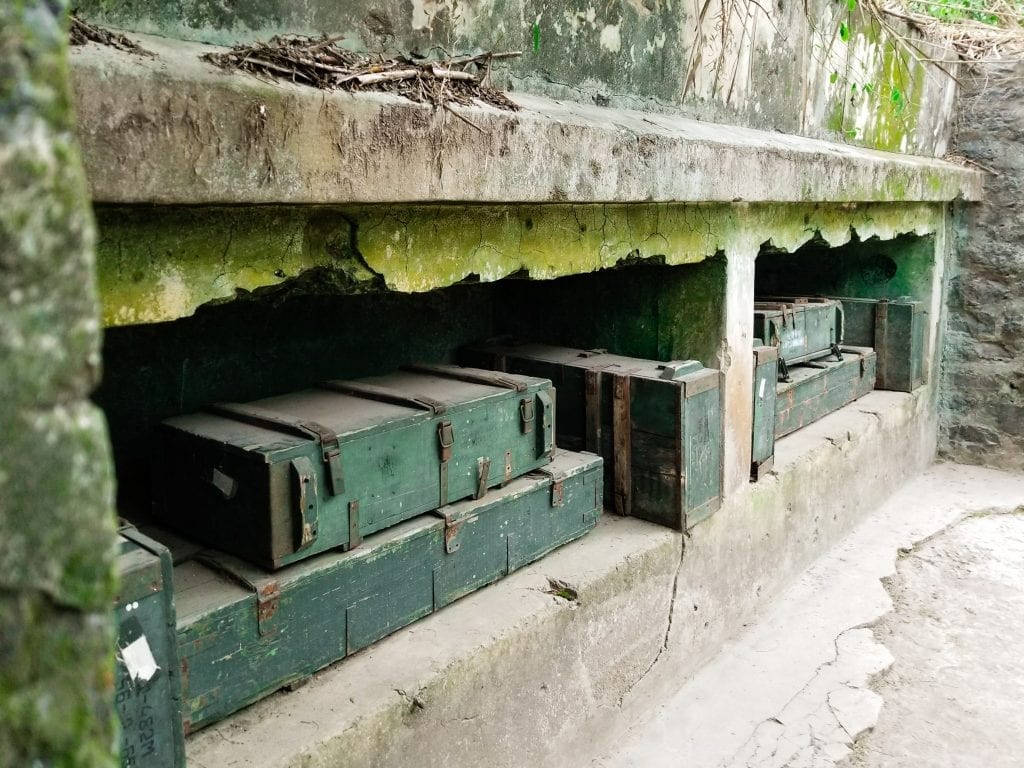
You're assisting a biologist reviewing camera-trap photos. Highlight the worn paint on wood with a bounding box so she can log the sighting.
[836,297,926,392]
[751,346,779,481]
[157,366,555,569]
[461,342,723,530]
[114,529,185,768]
[754,298,843,367]
[774,347,877,439]
[164,450,601,732]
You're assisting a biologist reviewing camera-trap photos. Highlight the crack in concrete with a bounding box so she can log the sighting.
[616,539,685,709]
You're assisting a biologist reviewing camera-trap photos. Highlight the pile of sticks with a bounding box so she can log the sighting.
[203,35,522,111]
[70,14,152,56]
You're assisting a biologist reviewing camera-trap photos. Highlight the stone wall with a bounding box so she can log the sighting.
[0,3,118,765]
[940,62,1024,471]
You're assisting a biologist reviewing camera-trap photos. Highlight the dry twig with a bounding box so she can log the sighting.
[69,14,153,56]
[203,35,522,112]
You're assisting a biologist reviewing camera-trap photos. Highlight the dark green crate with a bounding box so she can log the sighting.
[831,297,926,392]
[775,347,877,439]
[164,449,601,733]
[751,345,778,481]
[461,342,722,530]
[115,528,185,768]
[157,365,555,569]
[754,298,843,369]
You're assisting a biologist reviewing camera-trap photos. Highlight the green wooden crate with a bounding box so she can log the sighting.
[115,528,185,768]
[460,342,722,530]
[157,365,555,569]
[830,297,926,392]
[754,298,843,372]
[751,345,778,481]
[165,449,601,733]
[775,347,877,439]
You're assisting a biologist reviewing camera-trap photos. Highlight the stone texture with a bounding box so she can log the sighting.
[941,62,1024,471]
[0,2,118,765]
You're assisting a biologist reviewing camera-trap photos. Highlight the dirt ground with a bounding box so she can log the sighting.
[849,510,1024,768]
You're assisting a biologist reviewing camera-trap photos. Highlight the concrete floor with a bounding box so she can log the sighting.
[581,462,1024,768]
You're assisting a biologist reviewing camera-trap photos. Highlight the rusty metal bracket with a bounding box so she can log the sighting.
[503,450,513,485]
[435,506,466,554]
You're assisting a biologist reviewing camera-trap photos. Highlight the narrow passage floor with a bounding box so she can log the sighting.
[578,463,1024,768]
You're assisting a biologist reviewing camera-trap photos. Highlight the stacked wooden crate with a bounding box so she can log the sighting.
[114,365,607,763]
[751,296,926,479]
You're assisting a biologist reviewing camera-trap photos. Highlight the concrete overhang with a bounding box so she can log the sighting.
[70,33,983,207]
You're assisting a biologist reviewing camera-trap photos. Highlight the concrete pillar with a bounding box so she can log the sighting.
[0,3,118,765]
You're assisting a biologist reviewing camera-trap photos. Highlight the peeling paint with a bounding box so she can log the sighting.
[600,24,622,53]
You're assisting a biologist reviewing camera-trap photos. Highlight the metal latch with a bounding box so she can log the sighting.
[520,398,535,434]
[347,500,362,550]
[437,421,455,461]
[323,439,345,496]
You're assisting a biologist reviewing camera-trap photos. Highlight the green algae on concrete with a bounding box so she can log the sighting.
[0,2,118,766]
[95,201,946,327]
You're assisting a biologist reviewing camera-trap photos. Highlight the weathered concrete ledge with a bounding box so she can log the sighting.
[70,34,982,207]
[186,388,938,768]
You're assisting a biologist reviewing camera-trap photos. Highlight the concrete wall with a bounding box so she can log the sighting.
[74,0,959,156]
[940,62,1024,471]
[0,3,118,766]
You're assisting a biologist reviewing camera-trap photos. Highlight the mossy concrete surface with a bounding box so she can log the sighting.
[96,201,949,327]
[73,0,957,157]
[68,32,981,210]
[0,2,118,767]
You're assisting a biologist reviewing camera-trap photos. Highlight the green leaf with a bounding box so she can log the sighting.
[863,82,874,94]
[839,21,850,41]
[847,0,858,10]
[532,22,541,52]
[829,71,839,84]
[891,86,902,103]
[846,128,858,138]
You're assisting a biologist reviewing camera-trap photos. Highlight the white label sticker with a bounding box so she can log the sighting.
[758,378,766,399]
[120,635,160,684]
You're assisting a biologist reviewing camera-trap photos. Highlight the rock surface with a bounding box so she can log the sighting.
[942,62,1024,471]
[0,3,117,766]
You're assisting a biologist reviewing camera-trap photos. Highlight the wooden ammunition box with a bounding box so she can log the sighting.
[114,528,185,768]
[157,365,555,569]
[775,347,877,439]
[832,297,926,392]
[461,342,722,530]
[754,298,844,369]
[168,450,602,732]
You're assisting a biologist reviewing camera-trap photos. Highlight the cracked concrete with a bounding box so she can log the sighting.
[847,507,1024,768]
[582,463,1024,768]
